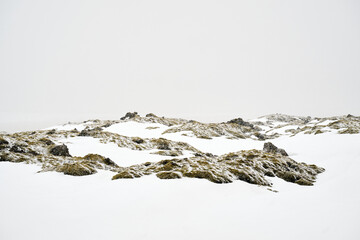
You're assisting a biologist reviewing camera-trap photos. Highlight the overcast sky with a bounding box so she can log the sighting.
[1,0,359,132]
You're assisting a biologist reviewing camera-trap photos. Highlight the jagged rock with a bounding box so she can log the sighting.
[120,112,138,120]
[56,162,96,176]
[82,154,118,167]
[39,138,54,146]
[146,113,157,118]
[0,137,9,145]
[47,129,56,135]
[132,137,144,144]
[50,144,71,157]
[112,149,324,186]
[263,142,288,156]
[10,144,26,153]
[227,118,254,128]
[156,171,182,179]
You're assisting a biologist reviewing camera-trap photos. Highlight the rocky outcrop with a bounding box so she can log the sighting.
[263,142,288,156]
[120,112,139,120]
[112,149,324,186]
[227,118,254,129]
[50,144,71,157]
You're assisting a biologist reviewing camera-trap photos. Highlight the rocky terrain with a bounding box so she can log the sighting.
[1,112,358,187]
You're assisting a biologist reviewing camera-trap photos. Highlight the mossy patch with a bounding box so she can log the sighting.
[57,162,97,176]
[112,171,136,180]
[156,171,182,179]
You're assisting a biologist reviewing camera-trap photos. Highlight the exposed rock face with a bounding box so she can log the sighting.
[0,137,9,145]
[112,149,324,186]
[10,144,26,153]
[2,112,343,188]
[56,162,96,176]
[146,113,157,118]
[227,118,254,129]
[263,142,288,156]
[120,112,139,120]
[50,144,71,157]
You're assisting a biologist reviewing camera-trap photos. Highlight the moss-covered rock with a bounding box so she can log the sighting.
[0,137,9,145]
[82,154,118,167]
[156,171,182,179]
[50,144,71,157]
[112,171,136,180]
[56,162,96,176]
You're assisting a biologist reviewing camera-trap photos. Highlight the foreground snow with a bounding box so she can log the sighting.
[1,133,360,240]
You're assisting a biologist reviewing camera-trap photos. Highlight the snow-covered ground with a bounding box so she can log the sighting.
[1,121,360,240]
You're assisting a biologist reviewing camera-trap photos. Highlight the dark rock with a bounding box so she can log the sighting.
[254,132,265,141]
[156,171,182,179]
[10,144,26,153]
[347,114,354,118]
[0,153,11,162]
[120,112,138,120]
[0,137,9,145]
[146,113,157,118]
[102,123,112,128]
[39,138,54,146]
[47,129,56,135]
[263,142,288,156]
[79,129,90,136]
[50,144,71,157]
[227,118,254,128]
[205,153,214,157]
[132,137,144,144]
[82,154,118,167]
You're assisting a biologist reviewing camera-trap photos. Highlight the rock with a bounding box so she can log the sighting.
[82,154,118,167]
[79,129,91,136]
[263,142,288,156]
[112,171,135,179]
[47,129,56,135]
[156,171,182,179]
[132,137,144,144]
[39,138,54,146]
[10,144,26,153]
[56,162,96,176]
[49,144,71,157]
[146,113,157,118]
[120,112,138,120]
[0,137,9,145]
[227,118,254,128]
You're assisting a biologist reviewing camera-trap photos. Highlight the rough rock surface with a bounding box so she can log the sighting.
[263,142,288,156]
[112,149,324,186]
[50,144,71,157]
[120,112,139,120]
[4,112,356,187]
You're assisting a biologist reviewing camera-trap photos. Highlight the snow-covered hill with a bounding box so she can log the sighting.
[1,112,360,240]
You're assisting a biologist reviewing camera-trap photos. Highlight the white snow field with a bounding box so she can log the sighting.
[1,121,360,240]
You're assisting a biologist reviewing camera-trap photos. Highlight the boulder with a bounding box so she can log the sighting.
[227,118,254,128]
[50,144,71,157]
[120,112,138,120]
[263,142,288,156]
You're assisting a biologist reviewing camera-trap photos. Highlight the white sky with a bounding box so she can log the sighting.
[1,0,359,132]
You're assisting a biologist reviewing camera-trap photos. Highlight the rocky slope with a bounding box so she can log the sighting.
[1,112,357,187]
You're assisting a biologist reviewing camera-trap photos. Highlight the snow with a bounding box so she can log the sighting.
[1,125,360,240]
[104,121,171,138]
[44,123,87,131]
[57,136,178,166]
[265,124,297,135]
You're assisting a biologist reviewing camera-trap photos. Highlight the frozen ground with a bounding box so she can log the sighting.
[1,122,360,239]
